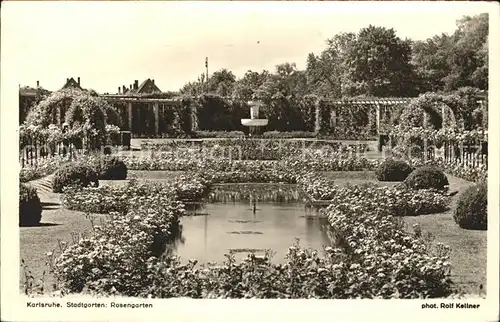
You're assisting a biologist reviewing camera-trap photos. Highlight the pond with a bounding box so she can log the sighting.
[174,201,332,264]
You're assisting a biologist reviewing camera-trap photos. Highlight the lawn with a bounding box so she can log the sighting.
[322,171,398,187]
[19,170,487,295]
[19,183,94,292]
[401,175,486,294]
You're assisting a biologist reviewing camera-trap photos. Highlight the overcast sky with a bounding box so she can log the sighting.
[1,1,492,93]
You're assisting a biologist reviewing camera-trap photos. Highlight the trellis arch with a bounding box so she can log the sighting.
[25,88,83,127]
[398,93,463,131]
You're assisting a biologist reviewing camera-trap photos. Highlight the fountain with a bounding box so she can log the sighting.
[241,100,268,137]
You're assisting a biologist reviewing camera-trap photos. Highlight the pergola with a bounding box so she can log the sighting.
[100,93,487,136]
[102,94,183,134]
[325,97,412,135]
[326,93,487,135]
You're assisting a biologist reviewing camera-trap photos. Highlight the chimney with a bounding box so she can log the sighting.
[118,87,121,94]
[134,80,139,90]
[130,84,132,90]
[67,78,69,82]
[36,80,40,88]
[122,85,126,93]
[151,79,155,85]
[77,77,80,85]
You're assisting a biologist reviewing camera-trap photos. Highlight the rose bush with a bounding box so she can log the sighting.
[53,206,454,298]
[298,173,449,216]
[62,174,210,213]
[20,155,73,182]
[139,139,368,160]
[326,198,454,298]
[53,198,185,294]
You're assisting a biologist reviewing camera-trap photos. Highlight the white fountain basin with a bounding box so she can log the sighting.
[241,119,268,126]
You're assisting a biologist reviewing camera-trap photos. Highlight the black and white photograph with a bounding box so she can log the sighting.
[1,1,499,321]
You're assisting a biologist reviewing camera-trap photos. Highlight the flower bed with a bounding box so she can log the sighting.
[47,152,457,298]
[117,238,453,298]
[193,130,245,138]
[297,172,449,216]
[390,126,488,144]
[325,198,454,298]
[285,152,381,172]
[52,212,454,298]
[121,152,201,171]
[53,198,185,294]
[297,172,338,201]
[262,131,316,138]
[20,155,73,182]
[442,163,487,183]
[140,139,368,160]
[62,174,210,214]
[123,151,379,174]
[20,153,130,183]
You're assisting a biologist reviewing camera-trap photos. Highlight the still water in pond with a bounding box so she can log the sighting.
[174,202,331,264]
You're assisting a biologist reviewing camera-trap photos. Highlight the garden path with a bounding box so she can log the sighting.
[29,175,56,199]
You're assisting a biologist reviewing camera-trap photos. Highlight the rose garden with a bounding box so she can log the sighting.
[18,87,488,299]
[18,17,489,299]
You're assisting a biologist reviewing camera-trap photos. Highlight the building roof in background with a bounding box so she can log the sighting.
[62,77,82,90]
[123,79,161,95]
[137,78,161,94]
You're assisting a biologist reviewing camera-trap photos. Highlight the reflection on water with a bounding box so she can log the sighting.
[174,202,332,264]
[208,184,304,204]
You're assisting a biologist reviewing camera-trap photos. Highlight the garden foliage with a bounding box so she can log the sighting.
[19,183,42,226]
[52,164,99,193]
[53,169,453,298]
[325,196,453,298]
[53,198,185,294]
[375,159,414,182]
[298,173,449,216]
[61,174,210,214]
[404,166,449,191]
[94,157,128,180]
[453,181,487,230]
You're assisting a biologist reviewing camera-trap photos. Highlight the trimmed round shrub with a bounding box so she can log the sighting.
[19,183,42,226]
[97,157,128,180]
[404,166,449,190]
[52,164,99,193]
[453,181,487,230]
[375,159,414,182]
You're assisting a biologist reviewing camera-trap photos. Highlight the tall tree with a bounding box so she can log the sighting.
[411,34,454,93]
[444,13,488,90]
[343,25,417,97]
[306,32,356,98]
[179,73,206,96]
[231,70,270,101]
[207,69,236,97]
[412,13,488,92]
